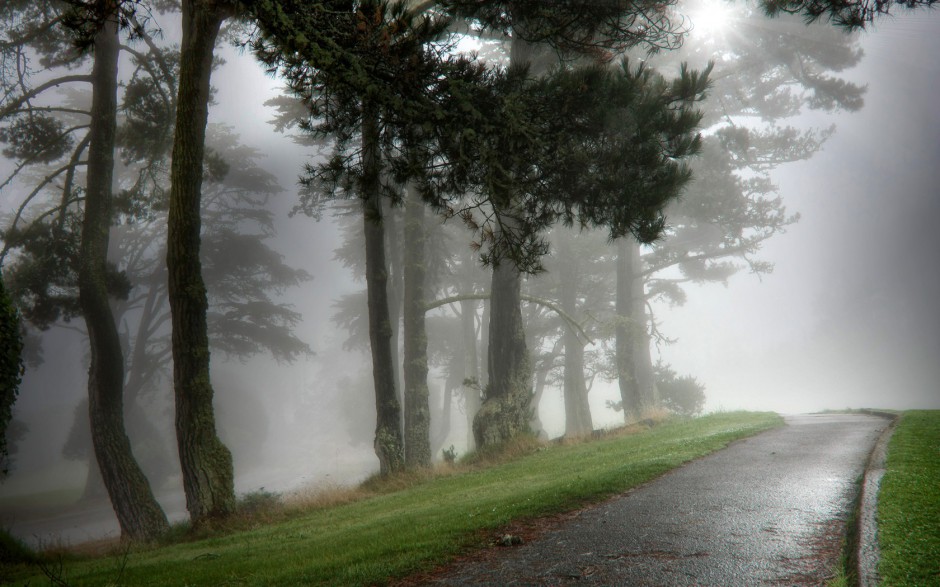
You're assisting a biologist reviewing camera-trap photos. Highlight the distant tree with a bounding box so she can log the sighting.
[250,0,468,474]
[655,362,706,417]
[611,3,867,419]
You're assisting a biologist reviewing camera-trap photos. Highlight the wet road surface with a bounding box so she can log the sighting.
[421,413,891,586]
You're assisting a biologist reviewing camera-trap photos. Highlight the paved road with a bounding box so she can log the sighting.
[422,413,891,586]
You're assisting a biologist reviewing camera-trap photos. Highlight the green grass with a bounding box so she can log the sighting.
[8,412,781,586]
[877,410,940,586]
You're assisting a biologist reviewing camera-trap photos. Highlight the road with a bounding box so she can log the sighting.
[417,413,891,586]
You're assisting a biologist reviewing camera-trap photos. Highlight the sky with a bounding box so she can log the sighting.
[1,3,939,537]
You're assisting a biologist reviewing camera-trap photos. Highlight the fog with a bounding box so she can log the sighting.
[1,3,938,545]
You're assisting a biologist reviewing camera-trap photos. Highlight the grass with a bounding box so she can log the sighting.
[877,410,940,586]
[6,412,781,586]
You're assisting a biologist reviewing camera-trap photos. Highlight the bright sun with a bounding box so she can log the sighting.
[689,0,736,37]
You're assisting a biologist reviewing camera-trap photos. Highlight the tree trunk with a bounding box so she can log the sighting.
[559,251,592,437]
[616,239,640,422]
[167,0,236,522]
[471,30,551,449]
[362,107,404,475]
[402,190,430,467]
[636,301,659,411]
[462,298,482,451]
[617,238,656,421]
[384,199,404,405]
[79,5,168,541]
[473,258,532,448]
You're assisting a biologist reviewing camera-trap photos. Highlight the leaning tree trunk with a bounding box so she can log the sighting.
[362,107,404,475]
[79,5,168,541]
[402,190,431,467]
[473,256,532,448]
[167,0,236,522]
[559,252,593,437]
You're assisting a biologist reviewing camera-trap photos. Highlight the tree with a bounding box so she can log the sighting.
[759,0,937,29]
[56,125,311,501]
[249,0,463,474]
[79,0,170,541]
[402,188,431,466]
[0,0,172,540]
[656,362,706,417]
[0,270,23,477]
[610,3,866,419]
[166,0,239,522]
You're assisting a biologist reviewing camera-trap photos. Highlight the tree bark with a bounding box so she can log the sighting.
[616,238,656,421]
[79,4,168,541]
[473,257,532,448]
[167,0,236,522]
[402,190,431,467]
[362,107,404,475]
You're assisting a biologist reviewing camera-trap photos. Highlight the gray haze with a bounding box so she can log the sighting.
[659,12,940,413]
[1,4,938,544]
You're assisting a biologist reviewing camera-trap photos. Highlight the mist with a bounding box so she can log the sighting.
[1,1,937,546]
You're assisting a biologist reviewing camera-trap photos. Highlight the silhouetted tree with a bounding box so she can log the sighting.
[0,270,23,477]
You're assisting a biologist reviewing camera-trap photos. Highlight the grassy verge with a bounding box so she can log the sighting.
[877,410,940,586]
[8,412,781,586]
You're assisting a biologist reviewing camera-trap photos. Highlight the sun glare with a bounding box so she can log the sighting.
[689,0,736,38]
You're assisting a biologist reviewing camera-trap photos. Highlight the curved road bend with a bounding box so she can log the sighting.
[422,413,891,586]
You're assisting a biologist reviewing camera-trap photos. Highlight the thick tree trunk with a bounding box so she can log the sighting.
[402,191,430,467]
[79,6,168,541]
[362,108,404,475]
[167,0,235,522]
[473,259,532,448]
[616,238,656,421]
[559,256,593,437]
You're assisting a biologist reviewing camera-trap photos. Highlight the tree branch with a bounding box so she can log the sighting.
[425,291,594,344]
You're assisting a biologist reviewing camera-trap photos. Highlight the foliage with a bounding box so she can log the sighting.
[655,362,706,417]
[433,59,712,272]
[7,412,782,585]
[759,0,938,29]
[0,272,24,477]
[0,526,37,565]
[877,410,940,586]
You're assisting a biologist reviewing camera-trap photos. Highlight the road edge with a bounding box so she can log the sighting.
[856,410,898,587]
